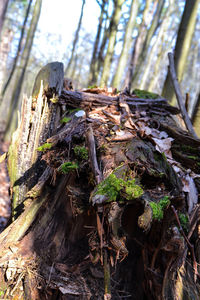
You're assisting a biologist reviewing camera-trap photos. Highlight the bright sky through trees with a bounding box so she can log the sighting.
[35,0,100,61]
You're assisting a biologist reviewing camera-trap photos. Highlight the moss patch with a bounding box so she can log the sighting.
[96,173,143,203]
[74,146,88,161]
[133,89,160,99]
[59,162,78,174]
[37,142,53,152]
[149,196,170,221]
[60,117,72,123]
[179,213,189,233]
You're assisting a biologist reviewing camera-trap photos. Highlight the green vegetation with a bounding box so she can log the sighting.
[179,213,189,232]
[49,95,59,103]
[74,146,88,161]
[149,196,170,221]
[37,142,52,151]
[59,162,78,174]
[133,89,160,99]
[60,117,72,123]
[96,173,143,202]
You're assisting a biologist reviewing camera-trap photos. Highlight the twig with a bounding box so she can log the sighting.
[171,205,199,281]
[86,124,103,184]
[168,52,198,139]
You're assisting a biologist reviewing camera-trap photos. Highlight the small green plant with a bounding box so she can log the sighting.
[149,196,170,221]
[37,142,52,151]
[179,213,189,232]
[74,146,88,161]
[133,89,159,99]
[96,173,143,202]
[59,162,78,174]
[60,117,72,123]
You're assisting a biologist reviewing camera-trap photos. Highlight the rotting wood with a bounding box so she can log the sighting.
[0,62,200,299]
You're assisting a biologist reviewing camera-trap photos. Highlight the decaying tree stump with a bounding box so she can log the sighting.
[0,62,200,299]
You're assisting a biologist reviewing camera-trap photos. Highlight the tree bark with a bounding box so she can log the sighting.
[0,63,200,299]
[162,0,200,105]
[0,0,9,39]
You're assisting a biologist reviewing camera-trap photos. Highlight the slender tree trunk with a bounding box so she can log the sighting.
[65,0,86,77]
[0,0,9,39]
[125,0,153,91]
[139,3,170,90]
[131,0,165,89]
[3,0,42,140]
[0,0,33,102]
[162,0,200,105]
[112,0,139,89]
[192,93,200,137]
[88,0,107,86]
[0,28,13,97]
[100,0,125,87]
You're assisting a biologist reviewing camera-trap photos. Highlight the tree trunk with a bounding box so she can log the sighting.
[88,0,108,86]
[1,0,42,140]
[0,0,33,101]
[125,0,153,91]
[65,0,86,78]
[112,0,139,89]
[0,0,9,39]
[162,0,200,105]
[138,2,170,90]
[0,62,200,299]
[100,0,125,87]
[131,0,166,89]
[192,93,200,137]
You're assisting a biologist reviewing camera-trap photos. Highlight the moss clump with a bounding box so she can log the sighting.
[60,117,72,123]
[133,89,160,99]
[149,196,170,221]
[96,173,143,203]
[74,146,88,161]
[179,213,189,232]
[59,162,78,174]
[37,143,52,151]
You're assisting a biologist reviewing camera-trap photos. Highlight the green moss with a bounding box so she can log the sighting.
[133,89,160,99]
[74,146,88,161]
[37,142,53,151]
[68,107,81,113]
[87,85,97,89]
[179,213,189,232]
[187,155,200,161]
[59,161,78,174]
[96,173,143,203]
[50,95,59,103]
[60,117,72,123]
[149,196,170,221]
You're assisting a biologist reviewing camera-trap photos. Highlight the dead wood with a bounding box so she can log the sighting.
[0,62,200,299]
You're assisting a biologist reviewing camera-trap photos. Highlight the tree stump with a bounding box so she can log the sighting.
[0,64,200,299]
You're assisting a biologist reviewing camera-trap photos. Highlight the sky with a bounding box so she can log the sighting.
[35,0,100,62]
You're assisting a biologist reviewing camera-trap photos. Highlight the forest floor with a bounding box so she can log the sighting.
[0,138,10,232]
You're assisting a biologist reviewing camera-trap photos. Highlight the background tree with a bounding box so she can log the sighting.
[88,0,108,86]
[0,0,9,39]
[112,0,139,89]
[162,0,200,105]
[0,0,42,140]
[100,0,125,86]
[65,0,86,78]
